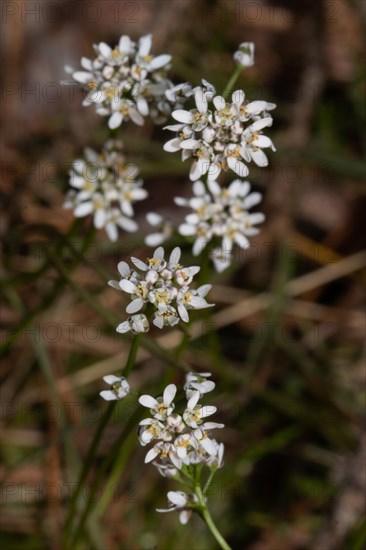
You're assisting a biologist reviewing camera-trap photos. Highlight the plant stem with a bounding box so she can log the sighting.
[223,64,244,99]
[201,506,232,550]
[70,406,142,548]
[63,400,116,544]
[123,333,142,377]
[63,334,142,545]
[195,485,232,550]
[203,468,217,495]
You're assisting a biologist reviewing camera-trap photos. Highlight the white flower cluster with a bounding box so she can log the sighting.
[175,178,265,272]
[67,34,189,127]
[164,85,276,181]
[108,247,213,332]
[138,373,224,484]
[64,140,147,241]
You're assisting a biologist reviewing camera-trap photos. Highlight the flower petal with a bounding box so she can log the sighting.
[195,88,208,114]
[169,247,181,266]
[74,202,93,217]
[163,384,177,405]
[144,446,159,463]
[126,298,144,314]
[139,395,158,409]
[168,491,187,507]
[138,34,152,56]
[200,405,217,418]
[131,257,148,271]
[227,157,249,177]
[103,375,120,385]
[250,148,268,167]
[172,110,195,124]
[163,138,182,152]
[150,54,171,69]
[119,279,137,293]
[187,391,200,409]
[108,112,123,129]
[116,321,131,334]
[99,390,117,401]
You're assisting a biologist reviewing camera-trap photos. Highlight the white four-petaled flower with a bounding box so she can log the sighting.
[100,375,130,401]
[156,491,198,524]
[139,384,177,421]
[184,371,216,398]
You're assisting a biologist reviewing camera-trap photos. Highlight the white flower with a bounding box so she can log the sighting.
[193,425,224,456]
[165,82,193,105]
[108,98,144,129]
[173,433,198,461]
[211,246,232,273]
[166,414,185,433]
[65,33,188,125]
[184,372,215,398]
[234,42,255,67]
[139,384,177,421]
[139,418,171,446]
[110,247,213,332]
[183,391,217,429]
[144,441,182,469]
[176,178,265,271]
[207,442,225,469]
[152,306,180,329]
[100,375,130,401]
[144,212,174,247]
[176,286,213,323]
[156,491,198,524]
[154,462,178,478]
[64,140,147,241]
[164,83,275,180]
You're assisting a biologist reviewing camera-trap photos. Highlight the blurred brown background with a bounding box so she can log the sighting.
[1,1,365,549]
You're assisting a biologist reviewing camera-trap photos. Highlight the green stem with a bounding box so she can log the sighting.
[203,468,217,495]
[201,506,232,550]
[195,485,232,550]
[223,64,244,99]
[70,405,141,548]
[63,334,142,545]
[123,333,142,377]
[63,400,116,544]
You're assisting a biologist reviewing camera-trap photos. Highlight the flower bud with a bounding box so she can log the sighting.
[233,42,255,67]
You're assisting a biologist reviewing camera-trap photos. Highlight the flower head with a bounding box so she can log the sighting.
[100,375,130,401]
[176,178,265,271]
[138,375,224,476]
[66,34,188,127]
[64,140,147,241]
[164,84,276,180]
[109,247,214,332]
